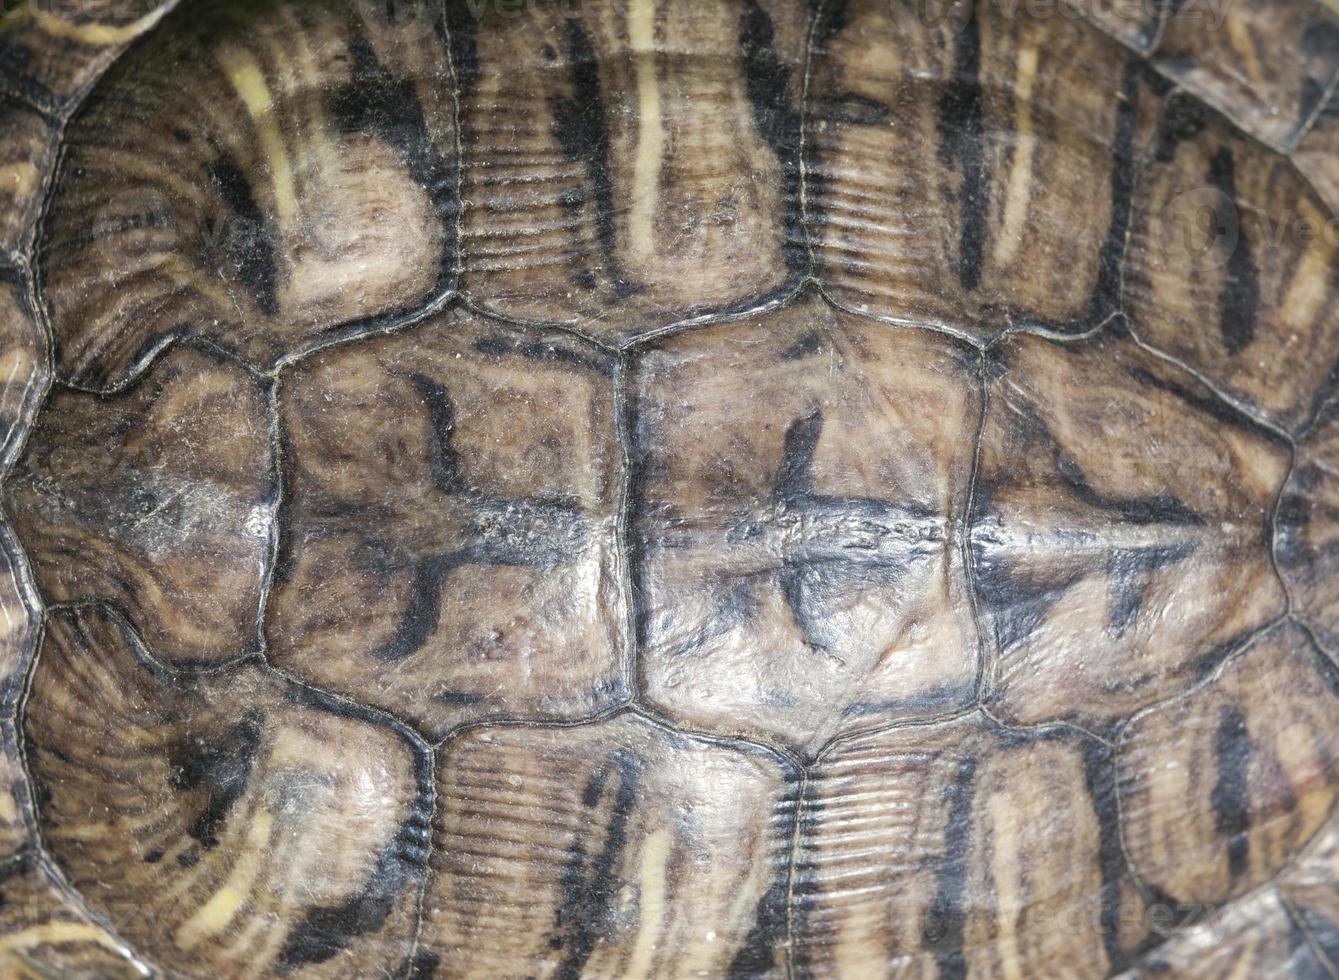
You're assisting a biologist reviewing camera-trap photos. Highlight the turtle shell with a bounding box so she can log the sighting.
[1,0,1339,976]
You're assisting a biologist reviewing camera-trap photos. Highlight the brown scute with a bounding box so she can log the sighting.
[796,714,1149,977]
[455,0,809,334]
[973,327,1289,729]
[423,714,796,978]
[0,0,1336,975]
[1154,0,1339,148]
[0,97,54,261]
[0,0,173,113]
[1118,623,1339,905]
[806,0,1166,339]
[6,342,275,666]
[0,851,152,978]
[1277,816,1339,966]
[40,0,458,390]
[22,604,430,979]
[633,293,982,754]
[1123,95,1339,433]
[266,304,627,738]
[1134,887,1333,979]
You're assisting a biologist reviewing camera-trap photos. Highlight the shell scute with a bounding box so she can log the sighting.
[972,326,1290,729]
[1131,886,1331,979]
[0,850,150,979]
[454,0,809,335]
[6,343,275,666]
[1124,93,1339,432]
[632,293,982,754]
[1277,816,1339,968]
[39,0,458,390]
[424,713,797,979]
[796,714,1148,977]
[1118,622,1339,906]
[267,305,627,738]
[22,603,431,979]
[1153,0,1339,149]
[807,0,1166,339]
[0,0,174,114]
[0,97,54,262]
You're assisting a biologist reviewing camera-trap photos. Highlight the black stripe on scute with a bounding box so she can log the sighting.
[787,785,829,980]
[550,18,628,296]
[970,540,1085,656]
[774,410,822,503]
[1050,433,1205,528]
[1104,543,1194,635]
[739,0,806,275]
[279,758,433,970]
[368,556,453,663]
[1150,94,1208,164]
[1272,478,1315,569]
[935,7,986,294]
[401,372,463,494]
[728,769,801,979]
[780,331,823,360]
[799,0,850,222]
[1210,703,1253,882]
[923,756,977,980]
[207,153,278,315]
[445,0,480,100]
[1205,147,1259,356]
[267,416,299,591]
[471,332,615,376]
[167,710,265,850]
[1091,60,1147,324]
[276,839,416,970]
[811,0,850,49]
[727,869,790,979]
[623,379,656,657]
[1081,739,1133,973]
[328,36,458,289]
[550,749,643,980]
[400,949,441,979]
